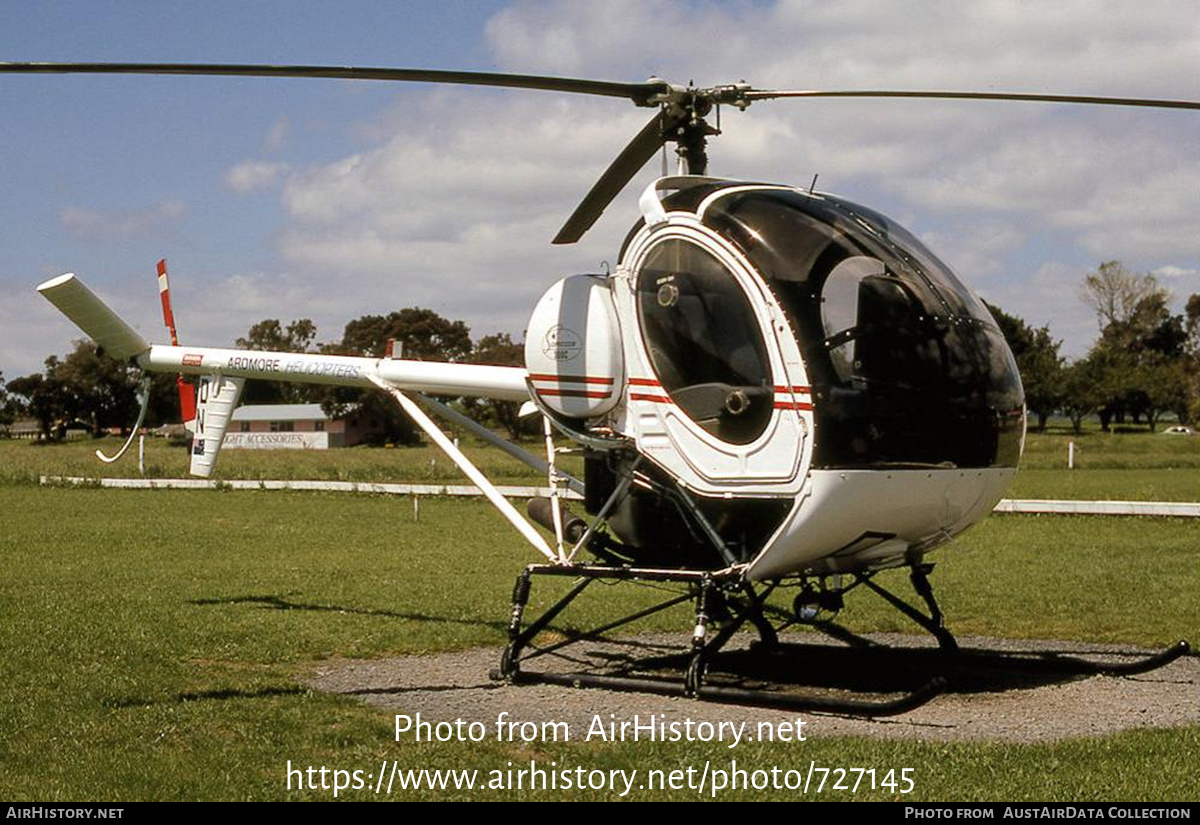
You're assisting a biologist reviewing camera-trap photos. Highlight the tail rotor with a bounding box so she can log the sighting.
[157,259,197,427]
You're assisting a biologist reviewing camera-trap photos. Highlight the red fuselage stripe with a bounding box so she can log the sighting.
[536,388,613,399]
[627,394,812,410]
[528,373,615,385]
[629,378,807,392]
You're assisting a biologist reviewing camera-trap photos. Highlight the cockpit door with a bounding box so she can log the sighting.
[624,230,811,495]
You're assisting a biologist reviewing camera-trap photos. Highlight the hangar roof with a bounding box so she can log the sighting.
[230,404,331,422]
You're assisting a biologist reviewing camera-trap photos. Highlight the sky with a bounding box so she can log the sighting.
[1,0,1197,380]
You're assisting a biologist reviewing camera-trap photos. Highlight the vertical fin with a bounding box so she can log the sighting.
[190,374,245,478]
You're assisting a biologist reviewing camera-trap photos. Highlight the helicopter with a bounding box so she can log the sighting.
[7,62,1197,714]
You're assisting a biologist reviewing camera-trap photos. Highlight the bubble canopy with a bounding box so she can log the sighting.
[695,186,1025,469]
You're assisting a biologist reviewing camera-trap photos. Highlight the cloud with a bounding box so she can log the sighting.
[919,221,1026,283]
[1152,264,1199,281]
[201,2,1200,352]
[0,292,70,377]
[976,261,1101,358]
[224,161,291,193]
[59,200,187,241]
[486,1,1200,98]
[10,2,1198,386]
[265,117,290,152]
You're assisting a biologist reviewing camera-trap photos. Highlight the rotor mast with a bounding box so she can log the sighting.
[666,94,717,175]
[649,81,752,176]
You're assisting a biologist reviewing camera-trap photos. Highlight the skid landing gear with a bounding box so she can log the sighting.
[490,563,946,717]
[490,562,1191,715]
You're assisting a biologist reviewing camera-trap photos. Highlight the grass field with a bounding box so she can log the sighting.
[0,433,568,486]
[4,422,1199,501]
[0,426,1197,801]
[1012,424,1199,501]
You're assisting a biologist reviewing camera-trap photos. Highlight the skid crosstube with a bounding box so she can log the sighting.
[491,563,946,717]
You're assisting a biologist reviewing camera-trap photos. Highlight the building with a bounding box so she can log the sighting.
[6,418,43,440]
[4,418,87,441]
[224,403,385,449]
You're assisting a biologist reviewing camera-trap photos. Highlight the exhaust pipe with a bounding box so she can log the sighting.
[527,496,588,544]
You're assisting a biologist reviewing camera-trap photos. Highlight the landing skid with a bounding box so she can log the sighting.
[489,562,1190,716]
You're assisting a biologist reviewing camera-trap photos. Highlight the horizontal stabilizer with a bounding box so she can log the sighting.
[37,273,149,360]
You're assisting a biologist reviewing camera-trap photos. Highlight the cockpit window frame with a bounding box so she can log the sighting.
[630,231,783,448]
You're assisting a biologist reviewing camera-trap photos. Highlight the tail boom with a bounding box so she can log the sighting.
[141,345,531,401]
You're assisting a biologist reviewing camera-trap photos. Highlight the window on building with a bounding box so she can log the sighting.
[270,421,294,432]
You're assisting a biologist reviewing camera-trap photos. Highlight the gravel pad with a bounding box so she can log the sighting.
[306,634,1198,743]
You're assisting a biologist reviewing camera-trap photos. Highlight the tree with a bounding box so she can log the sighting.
[984,302,1063,431]
[318,308,473,445]
[1134,358,1191,432]
[1186,294,1200,359]
[1080,264,1195,430]
[1059,356,1105,434]
[236,318,317,353]
[1092,347,1139,431]
[339,309,472,360]
[1097,290,1180,357]
[7,366,72,441]
[1186,294,1200,423]
[465,333,535,441]
[1079,261,1168,331]
[235,318,319,404]
[146,372,192,429]
[52,341,141,436]
[0,370,12,429]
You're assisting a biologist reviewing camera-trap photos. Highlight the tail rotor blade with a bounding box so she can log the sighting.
[157,258,181,345]
[155,259,197,426]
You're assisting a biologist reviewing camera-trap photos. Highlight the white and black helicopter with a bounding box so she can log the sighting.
[6,62,1196,714]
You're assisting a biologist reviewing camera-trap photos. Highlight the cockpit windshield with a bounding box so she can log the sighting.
[635,239,774,445]
[702,188,1024,469]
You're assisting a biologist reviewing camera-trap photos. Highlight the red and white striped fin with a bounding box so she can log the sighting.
[155,259,197,428]
[157,258,180,344]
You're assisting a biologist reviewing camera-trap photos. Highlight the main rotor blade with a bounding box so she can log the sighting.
[553,110,679,245]
[0,62,668,105]
[743,88,1200,110]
